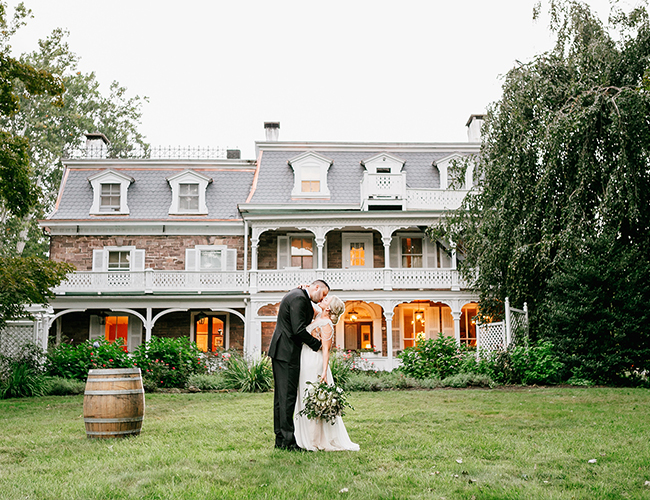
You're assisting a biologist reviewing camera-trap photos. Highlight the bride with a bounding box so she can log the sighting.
[293,294,360,451]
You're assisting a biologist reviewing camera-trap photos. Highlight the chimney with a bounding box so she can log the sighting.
[264,122,280,142]
[227,149,241,159]
[466,115,485,142]
[85,132,110,158]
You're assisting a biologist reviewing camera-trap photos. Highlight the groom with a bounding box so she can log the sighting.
[269,280,330,450]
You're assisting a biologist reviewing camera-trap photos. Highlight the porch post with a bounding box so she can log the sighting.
[315,236,326,270]
[382,236,393,291]
[145,307,152,342]
[250,237,259,293]
[505,297,512,346]
[452,310,462,346]
[384,310,394,368]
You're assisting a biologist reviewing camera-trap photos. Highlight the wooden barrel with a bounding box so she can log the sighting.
[83,368,145,439]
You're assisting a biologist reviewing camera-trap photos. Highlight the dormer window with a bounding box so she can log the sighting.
[288,151,333,199]
[100,184,121,212]
[88,170,134,215]
[167,170,212,215]
[179,183,199,211]
[361,152,405,174]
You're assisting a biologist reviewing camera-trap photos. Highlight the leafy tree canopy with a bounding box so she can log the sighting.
[431,0,650,382]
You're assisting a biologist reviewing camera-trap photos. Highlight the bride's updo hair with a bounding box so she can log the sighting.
[327,295,345,325]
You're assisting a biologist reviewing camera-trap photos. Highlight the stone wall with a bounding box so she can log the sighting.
[152,311,190,338]
[50,235,245,271]
[261,321,276,353]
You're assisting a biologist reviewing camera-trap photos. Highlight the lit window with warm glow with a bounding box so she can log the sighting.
[460,303,478,346]
[195,316,225,352]
[291,237,313,268]
[301,166,321,192]
[350,242,365,267]
[105,316,128,352]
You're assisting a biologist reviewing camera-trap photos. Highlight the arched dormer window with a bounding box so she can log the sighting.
[287,151,333,199]
[435,153,474,189]
[360,152,405,174]
[166,170,212,215]
[88,170,134,215]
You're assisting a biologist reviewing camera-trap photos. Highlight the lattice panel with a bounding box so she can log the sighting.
[152,272,189,289]
[509,310,528,345]
[322,269,383,290]
[257,270,317,290]
[376,176,393,190]
[0,324,35,358]
[200,272,247,289]
[476,321,506,357]
[391,269,453,288]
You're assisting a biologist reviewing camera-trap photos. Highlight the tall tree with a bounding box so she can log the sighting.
[0,4,148,257]
[432,1,650,383]
[0,1,73,328]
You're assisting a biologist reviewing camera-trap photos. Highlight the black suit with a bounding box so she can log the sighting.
[268,287,322,449]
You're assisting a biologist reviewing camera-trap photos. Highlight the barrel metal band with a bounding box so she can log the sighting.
[84,416,144,423]
[84,389,145,395]
[86,377,142,383]
[86,429,142,436]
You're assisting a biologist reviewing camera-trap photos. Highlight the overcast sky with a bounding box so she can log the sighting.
[7,0,618,158]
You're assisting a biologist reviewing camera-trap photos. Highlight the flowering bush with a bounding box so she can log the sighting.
[398,336,468,379]
[132,336,206,389]
[297,381,353,424]
[46,339,131,380]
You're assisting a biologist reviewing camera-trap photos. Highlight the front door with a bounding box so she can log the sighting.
[342,233,374,269]
[195,315,226,352]
[343,322,374,350]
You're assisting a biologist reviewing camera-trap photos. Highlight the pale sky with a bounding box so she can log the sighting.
[7,0,618,159]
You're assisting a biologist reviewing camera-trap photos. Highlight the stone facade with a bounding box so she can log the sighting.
[261,321,275,353]
[50,235,246,271]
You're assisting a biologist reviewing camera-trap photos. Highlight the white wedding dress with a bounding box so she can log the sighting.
[293,317,360,451]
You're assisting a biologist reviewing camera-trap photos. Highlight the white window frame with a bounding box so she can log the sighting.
[92,246,145,272]
[360,152,405,174]
[390,233,448,269]
[185,245,237,271]
[287,151,333,199]
[88,170,133,215]
[277,233,315,270]
[167,170,212,215]
[342,232,374,269]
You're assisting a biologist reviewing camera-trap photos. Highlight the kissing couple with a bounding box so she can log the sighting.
[268,280,359,452]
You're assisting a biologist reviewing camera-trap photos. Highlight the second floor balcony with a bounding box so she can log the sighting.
[54,267,464,295]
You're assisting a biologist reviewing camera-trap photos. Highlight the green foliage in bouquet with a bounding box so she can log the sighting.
[298,381,354,424]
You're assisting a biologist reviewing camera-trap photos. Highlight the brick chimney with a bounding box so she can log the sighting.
[264,122,280,142]
[466,115,485,142]
[85,132,110,158]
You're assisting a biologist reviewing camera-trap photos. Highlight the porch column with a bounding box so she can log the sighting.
[250,237,259,293]
[382,236,392,291]
[315,236,326,270]
[452,310,462,346]
[145,307,152,342]
[384,309,394,367]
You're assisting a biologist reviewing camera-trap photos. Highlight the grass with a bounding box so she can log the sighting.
[1,388,649,499]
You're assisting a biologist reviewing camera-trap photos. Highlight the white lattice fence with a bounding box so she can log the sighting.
[476,298,529,357]
[0,322,36,358]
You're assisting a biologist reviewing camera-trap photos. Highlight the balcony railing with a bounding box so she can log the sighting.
[54,268,464,294]
[360,172,469,211]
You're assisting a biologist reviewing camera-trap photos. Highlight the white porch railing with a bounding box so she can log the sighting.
[55,268,464,294]
[405,188,469,211]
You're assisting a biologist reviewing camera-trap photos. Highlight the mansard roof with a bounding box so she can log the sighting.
[49,162,255,221]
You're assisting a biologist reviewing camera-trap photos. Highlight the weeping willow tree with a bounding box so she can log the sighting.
[432,1,650,384]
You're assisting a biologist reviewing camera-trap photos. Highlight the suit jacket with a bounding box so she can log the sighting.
[268,288,322,363]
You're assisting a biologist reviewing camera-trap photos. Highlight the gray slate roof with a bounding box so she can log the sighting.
[249,151,450,205]
[50,169,255,220]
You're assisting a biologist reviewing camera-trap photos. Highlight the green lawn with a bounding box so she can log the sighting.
[1,388,649,499]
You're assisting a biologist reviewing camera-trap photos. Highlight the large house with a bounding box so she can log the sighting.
[40,118,483,370]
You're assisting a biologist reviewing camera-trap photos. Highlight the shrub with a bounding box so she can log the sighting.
[398,336,468,379]
[329,350,353,389]
[45,376,86,396]
[222,353,273,392]
[46,339,132,381]
[441,372,494,388]
[477,340,563,385]
[186,373,228,391]
[0,343,49,399]
[132,336,206,388]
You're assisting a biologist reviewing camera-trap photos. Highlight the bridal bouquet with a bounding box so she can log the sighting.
[298,381,354,424]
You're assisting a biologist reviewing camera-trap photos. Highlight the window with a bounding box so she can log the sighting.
[185,245,237,271]
[166,170,212,215]
[108,251,130,270]
[88,170,133,215]
[100,184,121,212]
[291,236,314,269]
[105,316,129,352]
[460,303,478,347]
[401,237,423,268]
[195,316,225,352]
[200,249,222,270]
[179,183,199,211]
[288,151,332,198]
[350,242,365,267]
[301,166,321,193]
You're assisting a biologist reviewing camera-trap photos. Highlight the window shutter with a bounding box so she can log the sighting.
[92,249,106,271]
[425,239,437,268]
[225,249,237,271]
[441,308,454,336]
[389,237,399,268]
[89,315,103,341]
[185,248,198,271]
[277,236,290,269]
[128,317,142,352]
[132,249,145,271]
